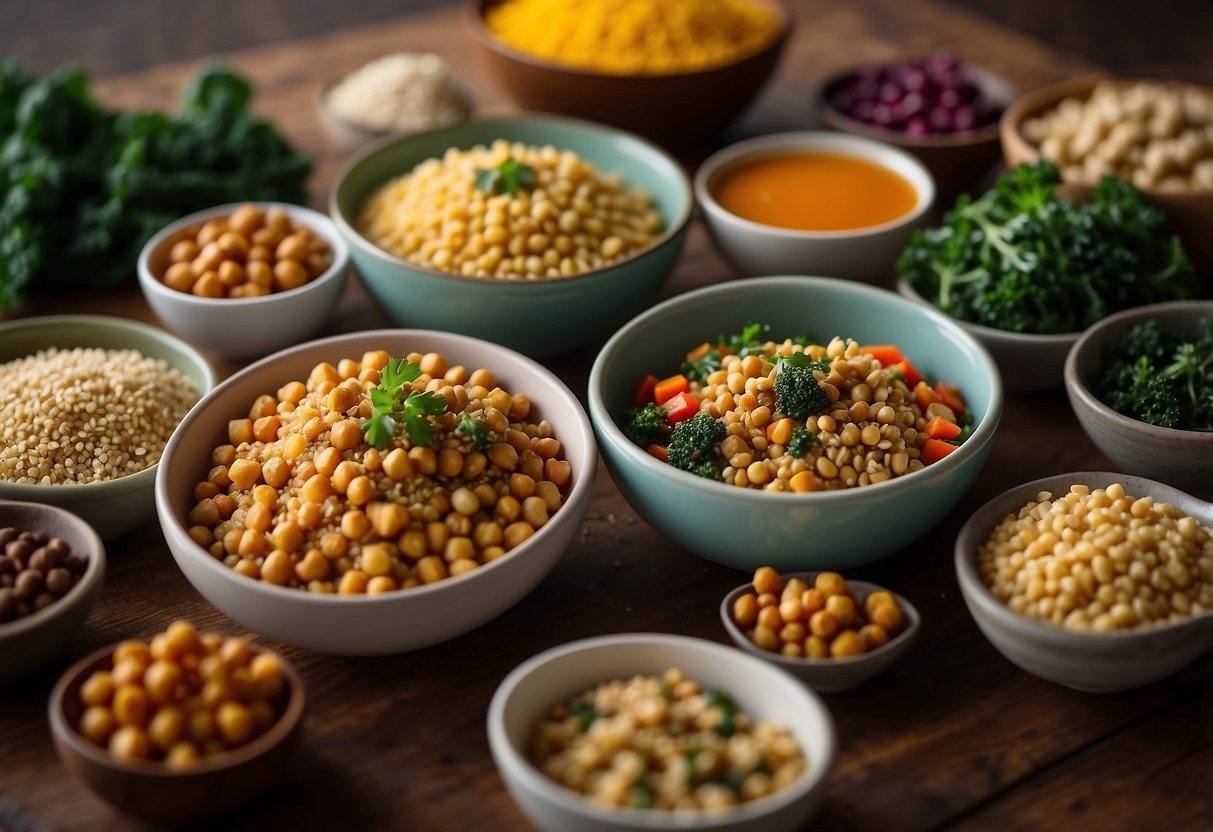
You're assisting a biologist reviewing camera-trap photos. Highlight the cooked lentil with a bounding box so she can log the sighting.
[529,668,806,811]
[0,347,199,484]
[356,139,663,280]
[0,527,85,623]
[978,483,1213,632]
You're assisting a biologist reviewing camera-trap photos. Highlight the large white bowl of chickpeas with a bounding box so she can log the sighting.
[154,329,595,655]
[138,202,350,360]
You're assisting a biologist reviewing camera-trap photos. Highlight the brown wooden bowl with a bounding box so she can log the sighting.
[465,0,792,148]
[1000,75,1213,281]
[48,641,304,824]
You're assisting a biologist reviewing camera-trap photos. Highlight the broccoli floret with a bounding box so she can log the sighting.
[623,402,670,447]
[774,358,830,420]
[666,412,726,480]
[786,426,817,457]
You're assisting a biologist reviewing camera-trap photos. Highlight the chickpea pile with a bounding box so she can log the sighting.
[185,350,572,593]
[529,668,805,811]
[74,621,289,767]
[978,483,1213,633]
[733,568,907,659]
[357,139,664,280]
[157,204,334,298]
[1022,80,1213,191]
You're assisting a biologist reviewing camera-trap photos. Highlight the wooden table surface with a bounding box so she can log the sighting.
[1,2,1210,830]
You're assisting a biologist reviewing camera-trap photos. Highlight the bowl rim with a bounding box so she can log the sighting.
[693,131,936,239]
[954,470,1213,646]
[486,632,836,828]
[0,500,105,639]
[137,201,351,309]
[0,313,216,498]
[896,277,1084,341]
[588,275,1004,504]
[48,640,304,777]
[1063,299,1213,441]
[154,327,597,608]
[719,573,920,669]
[465,0,793,82]
[316,54,477,138]
[328,113,694,288]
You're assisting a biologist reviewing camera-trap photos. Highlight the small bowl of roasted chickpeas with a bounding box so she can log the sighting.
[138,202,351,361]
[720,568,921,692]
[48,620,304,825]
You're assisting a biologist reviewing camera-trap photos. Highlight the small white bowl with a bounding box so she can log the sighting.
[719,573,920,693]
[137,202,350,361]
[694,131,934,284]
[487,633,836,832]
[955,471,1213,693]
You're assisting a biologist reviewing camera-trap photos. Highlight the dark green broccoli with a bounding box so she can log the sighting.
[1098,319,1213,430]
[774,355,830,420]
[666,412,726,480]
[786,426,817,457]
[623,402,670,447]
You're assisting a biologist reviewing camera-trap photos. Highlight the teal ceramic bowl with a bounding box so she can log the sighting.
[330,115,692,356]
[587,276,1004,570]
[0,315,216,540]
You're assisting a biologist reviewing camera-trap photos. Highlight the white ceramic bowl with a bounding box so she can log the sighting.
[155,329,596,655]
[138,202,350,361]
[487,633,836,832]
[695,132,934,284]
[955,471,1213,693]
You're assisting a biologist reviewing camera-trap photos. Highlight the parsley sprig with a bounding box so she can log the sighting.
[362,358,447,450]
[457,412,491,452]
[473,156,534,195]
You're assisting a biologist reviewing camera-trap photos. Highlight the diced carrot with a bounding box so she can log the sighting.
[860,345,905,367]
[661,391,699,424]
[934,381,966,415]
[889,358,924,388]
[647,444,669,463]
[631,374,659,408]
[653,373,689,406]
[913,381,936,411]
[921,438,959,465]
[766,417,793,444]
[923,416,962,441]
[685,341,712,362]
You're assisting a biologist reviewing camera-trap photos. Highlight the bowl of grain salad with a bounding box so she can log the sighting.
[154,329,595,655]
[329,115,692,356]
[487,633,836,832]
[955,472,1213,693]
[0,315,214,540]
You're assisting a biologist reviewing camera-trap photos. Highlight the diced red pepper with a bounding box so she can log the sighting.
[860,344,905,367]
[934,381,966,415]
[632,374,659,408]
[923,416,962,441]
[889,358,924,388]
[661,391,699,424]
[921,438,959,465]
[647,444,669,463]
[653,373,689,406]
[913,381,937,411]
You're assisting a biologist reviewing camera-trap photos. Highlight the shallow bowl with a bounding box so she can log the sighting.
[955,471,1213,692]
[0,501,105,685]
[588,275,1003,571]
[330,115,692,357]
[138,202,351,361]
[487,633,836,832]
[1064,300,1213,498]
[0,315,216,540]
[720,573,920,692]
[155,329,596,655]
[695,132,935,285]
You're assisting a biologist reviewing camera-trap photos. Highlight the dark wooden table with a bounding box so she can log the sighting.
[2,2,1210,830]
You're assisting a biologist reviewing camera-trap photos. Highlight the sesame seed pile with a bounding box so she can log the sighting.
[0,347,200,485]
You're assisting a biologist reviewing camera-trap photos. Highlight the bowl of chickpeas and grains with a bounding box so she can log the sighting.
[155,330,596,656]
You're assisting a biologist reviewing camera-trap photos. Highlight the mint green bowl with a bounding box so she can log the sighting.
[588,276,1004,571]
[330,115,692,356]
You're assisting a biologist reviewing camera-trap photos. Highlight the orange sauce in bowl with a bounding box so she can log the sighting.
[713,151,919,231]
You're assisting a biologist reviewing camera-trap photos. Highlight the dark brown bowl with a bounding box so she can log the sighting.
[818,63,1015,202]
[466,0,792,148]
[49,641,304,824]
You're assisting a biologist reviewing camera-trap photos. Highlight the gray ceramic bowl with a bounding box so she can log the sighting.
[955,471,1213,693]
[720,573,920,692]
[330,115,692,356]
[695,132,934,285]
[1064,300,1213,499]
[487,633,836,832]
[137,202,351,361]
[0,315,216,540]
[897,278,1077,393]
[0,501,105,684]
[156,329,596,655]
[588,275,1003,571]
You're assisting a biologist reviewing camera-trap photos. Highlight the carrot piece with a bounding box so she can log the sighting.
[631,374,659,407]
[661,391,699,424]
[653,373,689,406]
[934,381,966,415]
[889,358,924,388]
[913,381,936,411]
[647,444,669,463]
[861,345,905,367]
[921,438,959,465]
[923,416,962,441]
[685,341,712,362]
